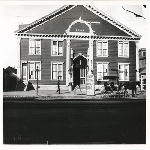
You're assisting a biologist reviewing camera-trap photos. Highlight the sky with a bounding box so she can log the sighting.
[1,3,148,69]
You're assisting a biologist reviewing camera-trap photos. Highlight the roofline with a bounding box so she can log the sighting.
[73,53,87,60]
[15,5,75,33]
[85,5,141,38]
[15,33,141,40]
[15,5,141,38]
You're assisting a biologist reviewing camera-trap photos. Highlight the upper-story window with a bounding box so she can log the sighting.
[96,41,108,57]
[142,51,146,57]
[118,41,129,57]
[51,40,63,56]
[29,39,41,55]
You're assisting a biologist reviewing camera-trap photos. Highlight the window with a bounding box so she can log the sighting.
[51,40,63,56]
[142,51,146,57]
[29,62,41,80]
[140,59,146,67]
[97,62,109,80]
[51,62,63,80]
[80,68,86,85]
[29,39,41,55]
[118,41,129,57]
[97,41,108,57]
[118,63,129,81]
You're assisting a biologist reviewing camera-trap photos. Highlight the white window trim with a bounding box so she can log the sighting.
[29,39,41,55]
[96,40,108,57]
[51,40,64,56]
[96,62,109,81]
[28,61,41,80]
[51,61,64,81]
[118,63,130,81]
[118,41,129,58]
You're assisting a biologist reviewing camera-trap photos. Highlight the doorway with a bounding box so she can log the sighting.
[73,55,87,87]
[22,63,27,81]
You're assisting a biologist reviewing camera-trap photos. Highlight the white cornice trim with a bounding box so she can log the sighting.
[15,33,140,41]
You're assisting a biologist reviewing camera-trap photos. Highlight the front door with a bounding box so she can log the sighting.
[22,63,27,81]
[73,55,87,88]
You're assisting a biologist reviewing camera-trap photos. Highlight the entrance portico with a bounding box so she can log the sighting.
[65,17,95,88]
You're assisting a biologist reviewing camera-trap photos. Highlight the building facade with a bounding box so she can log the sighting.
[139,48,146,90]
[15,5,141,90]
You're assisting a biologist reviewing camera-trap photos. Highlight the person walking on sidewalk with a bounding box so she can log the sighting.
[131,82,136,97]
[56,77,60,94]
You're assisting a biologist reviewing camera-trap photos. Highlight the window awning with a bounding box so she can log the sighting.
[103,76,119,80]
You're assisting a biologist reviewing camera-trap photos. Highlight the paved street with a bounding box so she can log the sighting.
[3,97,146,144]
[3,89,146,144]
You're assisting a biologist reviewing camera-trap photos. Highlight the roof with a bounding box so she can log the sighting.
[15,5,141,38]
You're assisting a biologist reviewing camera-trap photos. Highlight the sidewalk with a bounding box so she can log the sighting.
[3,89,146,99]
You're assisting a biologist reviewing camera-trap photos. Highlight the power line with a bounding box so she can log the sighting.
[122,6,145,19]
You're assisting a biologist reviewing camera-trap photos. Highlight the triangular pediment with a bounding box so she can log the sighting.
[15,5,141,38]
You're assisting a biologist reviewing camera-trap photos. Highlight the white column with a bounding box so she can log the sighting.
[87,48,89,73]
[89,39,93,74]
[135,41,140,81]
[66,39,70,86]
[17,37,21,79]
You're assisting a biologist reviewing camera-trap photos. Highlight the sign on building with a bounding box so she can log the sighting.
[86,73,95,96]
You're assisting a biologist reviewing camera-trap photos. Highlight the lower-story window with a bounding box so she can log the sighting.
[29,61,41,80]
[97,62,109,81]
[118,63,129,81]
[51,62,63,80]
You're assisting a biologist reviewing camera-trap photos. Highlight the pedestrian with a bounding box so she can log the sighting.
[123,82,128,97]
[56,77,60,94]
[131,82,136,97]
[118,82,123,91]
